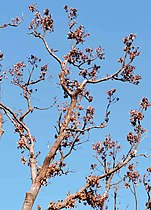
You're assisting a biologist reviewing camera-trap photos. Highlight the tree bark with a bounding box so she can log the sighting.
[22,97,77,209]
[22,182,41,210]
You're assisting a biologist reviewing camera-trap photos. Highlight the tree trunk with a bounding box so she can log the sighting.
[22,182,41,210]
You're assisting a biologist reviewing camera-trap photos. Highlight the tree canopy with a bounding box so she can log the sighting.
[0,1,151,210]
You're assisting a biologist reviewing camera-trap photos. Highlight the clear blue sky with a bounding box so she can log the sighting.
[0,0,151,209]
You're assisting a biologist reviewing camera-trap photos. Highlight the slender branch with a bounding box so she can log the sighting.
[143,177,151,210]
[87,67,124,84]
[129,183,138,210]
[0,102,37,182]
[71,55,98,70]
[0,111,4,137]
[64,133,81,159]
[0,14,24,28]
[0,102,29,133]
[26,64,35,86]
[114,189,117,210]
[32,33,62,65]
[34,100,57,111]
[81,55,133,86]
[136,153,151,158]
[93,154,105,168]
[66,125,104,133]
[32,34,74,97]
[20,107,33,121]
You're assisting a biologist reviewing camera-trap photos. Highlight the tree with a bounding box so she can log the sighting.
[0,3,151,210]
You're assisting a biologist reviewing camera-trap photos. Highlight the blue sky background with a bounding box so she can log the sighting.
[0,0,151,209]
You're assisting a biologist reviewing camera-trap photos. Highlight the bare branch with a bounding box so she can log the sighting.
[34,100,57,111]
[129,183,138,210]
[66,125,105,133]
[32,33,62,65]
[0,14,24,28]
[114,189,117,210]
[0,111,4,137]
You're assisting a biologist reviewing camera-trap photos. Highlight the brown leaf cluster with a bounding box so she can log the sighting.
[28,5,54,35]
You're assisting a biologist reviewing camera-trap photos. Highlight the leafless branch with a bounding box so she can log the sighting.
[0,14,24,28]
[129,182,138,210]
[0,111,4,137]
[114,189,117,210]
[66,125,104,133]
[32,33,62,65]
[34,100,57,111]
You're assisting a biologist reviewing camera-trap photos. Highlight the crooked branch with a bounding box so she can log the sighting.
[0,15,24,28]
[32,33,62,65]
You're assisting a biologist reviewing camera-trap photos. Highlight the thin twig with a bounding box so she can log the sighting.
[0,14,24,28]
